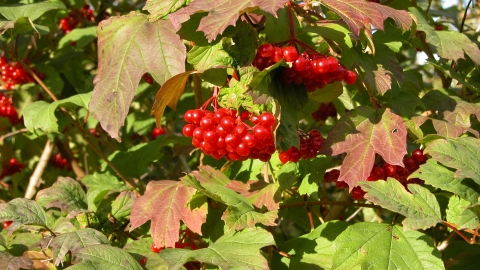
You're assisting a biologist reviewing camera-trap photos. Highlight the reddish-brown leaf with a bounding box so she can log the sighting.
[130,180,206,248]
[151,71,194,127]
[321,0,412,39]
[226,180,281,211]
[320,107,407,190]
[89,12,185,140]
[169,0,284,42]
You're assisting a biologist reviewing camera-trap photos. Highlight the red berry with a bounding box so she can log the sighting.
[139,258,147,265]
[370,166,385,180]
[151,127,166,139]
[270,47,283,63]
[151,243,163,253]
[326,56,339,72]
[292,55,307,72]
[258,44,274,58]
[343,70,357,85]
[383,163,397,177]
[435,24,443,31]
[253,125,270,140]
[336,180,348,189]
[182,124,195,137]
[311,58,329,74]
[259,112,275,127]
[282,46,299,62]
[351,186,366,200]
[403,156,418,171]
[412,149,426,164]
[3,220,12,229]
[242,133,256,148]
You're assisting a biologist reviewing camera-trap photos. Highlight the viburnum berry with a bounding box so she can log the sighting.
[312,102,337,122]
[151,127,166,139]
[351,186,366,200]
[324,169,340,183]
[435,24,443,31]
[151,243,164,253]
[0,158,25,180]
[139,258,147,265]
[278,129,323,163]
[336,180,348,189]
[2,220,12,229]
[412,149,426,164]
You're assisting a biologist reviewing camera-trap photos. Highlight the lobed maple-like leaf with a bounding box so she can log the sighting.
[89,12,186,140]
[144,0,188,22]
[123,238,168,269]
[168,0,284,42]
[72,244,142,270]
[411,8,480,65]
[226,180,282,211]
[184,166,278,230]
[410,160,480,204]
[446,196,480,231]
[51,228,109,266]
[424,137,480,186]
[332,223,444,269]
[320,106,407,189]
[320,0,412,39]
[151,71,194,128]
[159,227,275,270]
[0,252,33,270]
[129,180,206,248]
[0,198,48,234]
[360,179,442,230]
[35,177,88,214]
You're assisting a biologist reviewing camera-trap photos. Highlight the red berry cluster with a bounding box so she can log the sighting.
[182,108,275,162]
[0,158,25,180]
[252,44,357,92]
[0,93,20,125]
[151,127,166,139]
[50,153,70,170]
[151,243,164,253]
[0,57,44,90]
[59,4,94,34]
[278,130,323,163]
[324,149,428,200]
[311,102,337,122]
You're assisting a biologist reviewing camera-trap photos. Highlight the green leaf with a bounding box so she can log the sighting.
[424,137,480,186]
[378,85,424,117]
[89,12,185,140]
[259,6,300,44]
[72,244,143,270]
[123,238,168,269]
[184,166,277,231]
[360,178,442,230]
[410,160,480,204]
[321,107,407,189]
[58,26,97,49]
[81,173,128,211]
[229,21,258,67]
[111,191,137,222]
[308,81,343,103]
[410,8,480,65]
[0,252,33,270]
[187,42,234,72]
[50,228,109,266]
[276,162,297,190]
[0,198,48,232]
[297,156,331,198]
[226,180,282,211]
[23,92,91,134]
[332,223,444,270]
[446,196,478,230]
[144,0,188,21]
[278,221,350,269]
[36,177,88,214]
[303,23,353,50]
[102,135,191,178]
[160,227,275,270]
[0,1,66,21]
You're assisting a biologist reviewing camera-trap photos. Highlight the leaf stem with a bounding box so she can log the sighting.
[459,0,472,34]
[279,198,382,209]
[286,0,296,40]
[442,221,478,244]
[193,73,203,109]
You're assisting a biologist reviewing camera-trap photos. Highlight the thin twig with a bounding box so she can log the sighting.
[0,128,28,144]
[25,140,54,199]
[437,231,456,251]
[345,207,363,222]
[459,0,473,34]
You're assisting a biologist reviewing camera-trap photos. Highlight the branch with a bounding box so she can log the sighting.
[24,140,54,199]
[0,128,28,144]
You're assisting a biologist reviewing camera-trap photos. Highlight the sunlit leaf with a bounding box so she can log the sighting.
[321,106,407,189]
[360,178,442,230]
[144,0,188,21]
[90,12,185,140]
[81,173,128,211]
[332,223,444,269]
[0,198,48,233]
[226,180,281,211]
[0,252,33,270]
[71,244,142,270]
[36,177,88,214]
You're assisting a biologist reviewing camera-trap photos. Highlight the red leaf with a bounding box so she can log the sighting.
[151,71,194,127]
[226,180,281,211]
[321,0,412,39]
[130,180,206,248]
[169,0,284,42]
[320,107,407,190]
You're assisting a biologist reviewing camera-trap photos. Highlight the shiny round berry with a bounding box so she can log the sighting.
[151,243,163,253]
[258,44,274,58]
[259,112,275,127]
[343,70,357,85]
[383,163,397,177]
[3,221,12,229]
[270,47,283,63]
[282,46,299,62]
[412,149,426,164]
[182,124,195,137]
[351,186,366,200]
